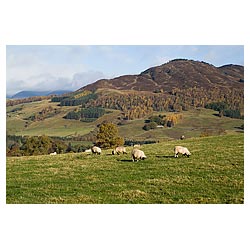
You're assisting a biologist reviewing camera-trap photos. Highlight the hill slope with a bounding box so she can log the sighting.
[6,59,244,142]
[69,59,243,119]
[78,59,243,92]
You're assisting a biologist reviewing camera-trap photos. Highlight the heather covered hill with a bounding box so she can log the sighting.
[218,64,244,81]
[79,59,243,92]
[68,59,243,120]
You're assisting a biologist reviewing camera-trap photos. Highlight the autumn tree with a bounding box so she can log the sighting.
[21,135,53,155]
[96,122,124,148]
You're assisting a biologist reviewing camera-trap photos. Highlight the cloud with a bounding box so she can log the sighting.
[6,46,94,95]
[6,74,71,96]
[71,71,106,90]
[6,70,106,96]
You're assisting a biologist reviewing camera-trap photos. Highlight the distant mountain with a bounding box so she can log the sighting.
[10,90,71,99]
[78,59,243,92]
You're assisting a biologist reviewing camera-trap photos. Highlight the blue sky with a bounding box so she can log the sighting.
[6,45,244,95]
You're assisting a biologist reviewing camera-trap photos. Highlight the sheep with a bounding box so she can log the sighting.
[112,146,127,155]
[133,144,141,148]
[180,135,185,140]
[174,146,191,158]
[131,148,147,162]
[50,152,57,155]
[85,149,92,153]
[91,146,102,155]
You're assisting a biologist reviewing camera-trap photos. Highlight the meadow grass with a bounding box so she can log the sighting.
[6,134,244,204]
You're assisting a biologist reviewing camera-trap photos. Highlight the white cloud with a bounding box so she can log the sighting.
[6,70,106,96]
[71,71,106,90]
[6,47,96,95]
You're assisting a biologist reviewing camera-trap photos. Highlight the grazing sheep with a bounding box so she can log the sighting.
[91,146,102,155]
[180,135,185,140]
[112,146,127,155]
[50,152,57,155]
[131,148,147,162]
[133,144,141,148]
[174,146,191,158]
[85,149,92,153]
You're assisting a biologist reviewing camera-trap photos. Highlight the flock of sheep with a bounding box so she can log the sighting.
[49,134,191,160]
[89,143,191,162]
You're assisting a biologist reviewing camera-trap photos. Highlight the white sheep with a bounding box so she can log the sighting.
[91,146,102,155]
[49,152,57,155]
[112,146,127,155]
[131,148,147,162]
[174,146,191,158]
[85,149,92,153]
[133,144,141,148]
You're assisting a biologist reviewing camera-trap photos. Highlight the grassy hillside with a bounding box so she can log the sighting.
[6,134,244,204]
[7,99,243,141]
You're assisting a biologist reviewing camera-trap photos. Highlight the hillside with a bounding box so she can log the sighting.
[78,59,243,92]
[68,59,243,120]
[6,99,243,140]
[6,59,244,146]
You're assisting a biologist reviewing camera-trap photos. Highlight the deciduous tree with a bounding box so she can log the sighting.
[96,122,124,148]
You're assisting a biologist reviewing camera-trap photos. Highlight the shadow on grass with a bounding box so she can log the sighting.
[234,126,244,130]
[156,155,175,159]
[117,159,133,162]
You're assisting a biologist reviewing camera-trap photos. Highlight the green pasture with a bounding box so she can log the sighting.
[6,134,244,204]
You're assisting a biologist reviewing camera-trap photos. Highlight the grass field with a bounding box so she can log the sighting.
[6,133,244,204]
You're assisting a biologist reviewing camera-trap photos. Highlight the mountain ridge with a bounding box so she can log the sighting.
[10,90,71,99]
[77,59,243,93]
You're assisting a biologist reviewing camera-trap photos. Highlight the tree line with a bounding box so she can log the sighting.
[6,122,125,156]
[64,107,105,121]
[52,92,98,106]
[53,86,243,120]
[205,102,244,119]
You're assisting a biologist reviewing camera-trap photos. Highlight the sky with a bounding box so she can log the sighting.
[6,45,244,96]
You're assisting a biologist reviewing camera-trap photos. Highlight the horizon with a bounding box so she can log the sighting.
[6,45,244,96]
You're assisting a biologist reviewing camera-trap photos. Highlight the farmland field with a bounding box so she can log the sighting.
[6,133,244,204]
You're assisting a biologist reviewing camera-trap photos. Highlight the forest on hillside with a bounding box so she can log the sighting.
[51,86,243,120]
